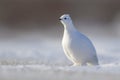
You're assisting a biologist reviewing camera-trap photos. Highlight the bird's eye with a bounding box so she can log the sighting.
[64,17,67,20]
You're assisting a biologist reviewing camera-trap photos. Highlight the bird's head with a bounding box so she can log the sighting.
[59,14,72,26]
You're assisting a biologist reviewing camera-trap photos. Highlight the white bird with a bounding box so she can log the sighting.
[59,14,99,66]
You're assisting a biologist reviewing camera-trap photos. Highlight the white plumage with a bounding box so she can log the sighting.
[59,14,99,66]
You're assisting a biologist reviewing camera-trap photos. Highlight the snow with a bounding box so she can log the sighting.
[0,36,120,80]
[0,64,120,80]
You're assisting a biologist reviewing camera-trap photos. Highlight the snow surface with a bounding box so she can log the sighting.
[0,37,120,80]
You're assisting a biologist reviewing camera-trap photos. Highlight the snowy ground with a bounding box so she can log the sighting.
[0,36,120,80]
[0,64,120,80]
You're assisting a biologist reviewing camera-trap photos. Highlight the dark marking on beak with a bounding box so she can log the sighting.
[59,18,62,20]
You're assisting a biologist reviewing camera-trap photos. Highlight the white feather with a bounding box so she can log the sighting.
[59,14,99,66]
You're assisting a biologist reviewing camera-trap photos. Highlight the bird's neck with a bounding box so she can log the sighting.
[63,22,76,32]
[63,22,77,33]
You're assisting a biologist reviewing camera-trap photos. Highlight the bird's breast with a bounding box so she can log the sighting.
[62,31,75,50]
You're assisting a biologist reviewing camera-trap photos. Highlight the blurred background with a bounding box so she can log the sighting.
[0,0,119,65]
[0,0,120,39]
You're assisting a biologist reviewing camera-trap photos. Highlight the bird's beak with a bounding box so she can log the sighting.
[59,18,62,20]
